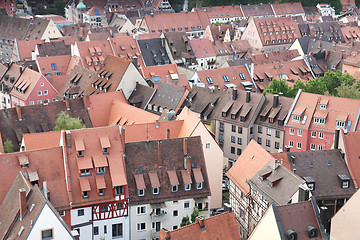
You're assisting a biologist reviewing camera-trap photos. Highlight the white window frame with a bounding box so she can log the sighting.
[336,120,346,128]
[44,90,48,95]
[342,181,349,188]
[38,91,42,96]
[153,187,159,195]
[97,167,105,174]
[310,143,315,150]
[292,115,301,122]
[319,132,324,139]
[289,140,294,147]
[311,131,316,138]
[196,182,203,189]
[314,117,326,125]
[184,183,191,191]
[320,104,326,110]
[184,201,190,209]
[297,142,302,149]
[138,189,145,196]
[137,222,146,232]
[137,206,146,215]
[80,169,90,176]
[267,128,271,136]
[171,185,178,192]
[318,145,323,150]
[290,128,294,135]
[298,130,302,137]
[205,143,210,149]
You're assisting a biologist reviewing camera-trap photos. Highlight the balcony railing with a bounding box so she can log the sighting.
[150,210,167,221]
[151,230,160,238]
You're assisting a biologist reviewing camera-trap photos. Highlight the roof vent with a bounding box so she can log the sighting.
[286,229,297,240]
[306,225,318,238]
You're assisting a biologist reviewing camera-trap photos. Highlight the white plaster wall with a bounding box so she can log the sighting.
[93,216,130,240]
[27,203,74,240]
[41,20,63,41]
[116,63,148,99]
[71,207,92,225]
[248,205,281,240]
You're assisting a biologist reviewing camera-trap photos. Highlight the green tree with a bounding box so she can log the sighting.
[303,77,328,95]
[336,81,360,99]
[291,80,307,97]
[263,79,292,97]
[4,138,14,153]
[54,111,86,131]
[190,206,199,223]
[180,215,191,227]
[54,0,66,16]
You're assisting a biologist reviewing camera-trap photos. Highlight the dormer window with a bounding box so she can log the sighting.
[153,187,159,195]
[103,148,109,155]
[138,189,145,196]
[320,104,326,110]
[99,189,104,196]
[304,176,315,190]
[115,186,124,195]
[196,182,203,189]
[338,174,350,188]
[83,191,89,198]
[336,120,345,128]
[292,115,301,122]
[314,117,325,125]
[171,185,178,192]
[97,167,106,174]
[185,183,191,191]
[81,169,91,176]
[78,150,84,157]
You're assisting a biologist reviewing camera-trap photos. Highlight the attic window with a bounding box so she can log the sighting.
[320,104,326,110]
[153,187,159,195]
[115,186,124,195]
[138,189,145,196]
[172,185,178,192]
[81,169,90,176]
[78,150,84,158]
[304,176,315,190]
[336,120,346,128]
[292,115,301,122]
[223,75,229,82]
[314,117,325,125]
[338,174,350,188]
[239,73,246,80]
[185,183,191,191]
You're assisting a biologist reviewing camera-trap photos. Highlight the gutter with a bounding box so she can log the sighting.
[352,106,360,131]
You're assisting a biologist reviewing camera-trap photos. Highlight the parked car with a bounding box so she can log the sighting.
[222,179,228,191]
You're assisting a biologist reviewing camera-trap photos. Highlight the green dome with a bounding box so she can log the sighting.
[76,0,86,9]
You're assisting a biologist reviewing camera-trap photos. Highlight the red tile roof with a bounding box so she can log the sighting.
[190,38,216,58]
[160,212,241,240]
[22,131,62,151]
[16,39,44,62]
[341,27,360,42]
[341,131,360,188]
[272,2,305,15]
[193,5,244,18]
[75,40,114,70]
[109,36,145,69]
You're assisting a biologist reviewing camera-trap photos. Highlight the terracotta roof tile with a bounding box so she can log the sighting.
[95,174,106,190]
[79,176,91,192]
[149,172,161,188]
[134,174,146,189]
[193,168,204,183]
[167,170,179,186]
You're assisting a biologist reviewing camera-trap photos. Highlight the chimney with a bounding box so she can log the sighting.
[183,138,188,156]
[232,87,237,100]
[184,156,192,172]
[83,95,90,109]
[334,129,340,149]
[273,94,279,108]
[279,92,283,96]
[291,155,295,165]
[155,118,159,128]
[166,128,170,139]
[325,49,329,59]
[196,216,205,230]
[65,98,70,110]
[132,57,138,70]
[121,127,126,151]
[246,91,251,103]
[19,188,27,220]
[15,104,22,120]
[214,84,219,90]
[66,130,71,148]
[158,141,162,167]
[160,228,171,240]
[43,181,49,199]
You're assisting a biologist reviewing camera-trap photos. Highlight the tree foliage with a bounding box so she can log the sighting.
[54,111,86,131]
[264,70,359,99]
[190,207,199,223]
[180,215,191,227]
[3,139,14,153]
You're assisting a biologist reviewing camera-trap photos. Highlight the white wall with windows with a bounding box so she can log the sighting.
[92,215,129,240]
[71,207,92,240]
[129,198,209,239]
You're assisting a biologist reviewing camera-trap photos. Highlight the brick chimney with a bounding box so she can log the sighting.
[19,188,27,220]
[66,130,71,148]
[158,141,162,167]
[15,104,22,121]
[121,127,126,151]
[183,138,188,156]
[160,228,171,240]
[196,216,205,229]
[83,95,90,109]
[65,98,70,110]
[166,128,170,139]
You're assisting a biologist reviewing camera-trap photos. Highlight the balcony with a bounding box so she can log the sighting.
[151,230,160,238]
[150,210,167,221]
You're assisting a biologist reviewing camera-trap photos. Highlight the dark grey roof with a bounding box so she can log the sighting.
[226,58,253,67]
[297,37,311,54]
[298,22,345,43]
[286,149,356,199]
[148,82,186,111]
[128,83,156,109]
[163,32,196,65]
[138,38,171,66]
[37,40,71,57]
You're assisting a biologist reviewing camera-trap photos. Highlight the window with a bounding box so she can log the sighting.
[237,148,241,155]
[336,120,345,128]
[113,223,123,237]
[289,140,294,147]
[231,136,235,143]
[80,169,90,176]
[206,77,213,84]
[275,142,280,149]
[290,128,294,135]
[237,126,242,134]
[232,125,236,132]
[136,188,144,196]
[275,130,280,138]
[237,137,242,145]
[196,182,203,189]
[137,206,146,215]
[99,189,104,196]
[292,115,300,122]
[78,209,84,216]
[297,142,302,149]
[172,185,178,192]
[223,75,229,82]
[153,221,161,232]
[231,147,235,154]
[320,104,326,110]
[29,101,34,105]
[239,73,246,80]
[115,186,124,195]
[314,118,326,125]
[311,131,316,138]
[173,225,178,230]
[318,145,323,150]
[205,143,210,149]
[44,90,48,95]
[97,167,106,174]
[267,128,271,136]
[58,210,65,216]
[298,130,302,137]
[173,210,178,216]
[38,91,42,96]
[266,139,271,147]
[257,137,262,145]
[103,147,109,155]
[42,229,53,240]
[308,183,314,191]
[310,143,315,150]
[51,63,57,71]
[342,181,349,188]
[153,187,159,195]
[101,205,107,212]
[104,225,107,234]
[83,191,88,198]
[185,183,191,191]
[78,150,83,158]
[319,132,324,139]
[184,201,190,209]
[250,127,253,134]
[219,122,224,131]
[258,126,263,134]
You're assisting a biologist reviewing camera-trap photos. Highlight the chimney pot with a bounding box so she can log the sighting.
[66,130,71,148]
[15,104,22,120]
[65,98,70,110]
[232,87,237,100]
[19,188,27,219]
[246,91,251,103]
[196,216,205,229]
[183,138,188,156]
[273,94,279,108]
